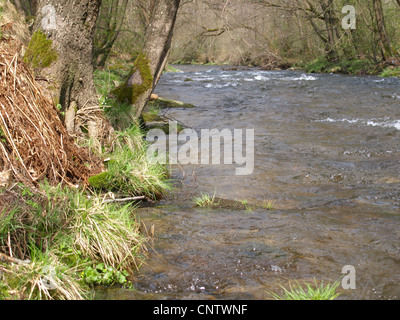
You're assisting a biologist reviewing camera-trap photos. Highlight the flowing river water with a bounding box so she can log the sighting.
[99,65,400,300]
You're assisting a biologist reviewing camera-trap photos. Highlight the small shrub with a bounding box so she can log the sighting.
[81,263,130,287]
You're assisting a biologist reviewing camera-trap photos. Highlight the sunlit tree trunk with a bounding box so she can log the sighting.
[113,0,181,119]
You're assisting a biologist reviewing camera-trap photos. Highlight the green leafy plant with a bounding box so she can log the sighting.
[82,263,130,287]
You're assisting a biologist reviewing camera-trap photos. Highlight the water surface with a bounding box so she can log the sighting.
[99,66,400,300]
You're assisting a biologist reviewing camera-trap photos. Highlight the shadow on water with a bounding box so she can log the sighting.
[97,66,400,300]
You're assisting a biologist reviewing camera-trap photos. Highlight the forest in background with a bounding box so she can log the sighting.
[11,0,400,76]
[93,0,400,76]
[171,0,400,71]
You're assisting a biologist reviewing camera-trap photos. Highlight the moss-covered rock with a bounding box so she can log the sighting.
[88,172,112,190]
[142,113,185,134]
[24,29,58,70]
[147,97,196,110]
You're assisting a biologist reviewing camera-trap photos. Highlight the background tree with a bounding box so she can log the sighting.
[169,0,399,68]
[372,0,392,61]
[10,0,37,18]
[93,0,128,68]
[112,0,182,119]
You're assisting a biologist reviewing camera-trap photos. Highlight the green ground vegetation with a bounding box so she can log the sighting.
[87,125,170,199]
[0,182,148,299]
[193,192,220,208]
[299,57,380,75]
[380,66,400,78]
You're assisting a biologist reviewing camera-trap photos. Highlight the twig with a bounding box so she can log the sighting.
[102,196,146,204]
[7,232,12,258]
[0,252,31,265]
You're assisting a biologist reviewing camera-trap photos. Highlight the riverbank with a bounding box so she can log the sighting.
[0,60,171,300]
[0,124,170,300]
[0,182,149,299]
[170,56,400,79]
[299,56,400,78]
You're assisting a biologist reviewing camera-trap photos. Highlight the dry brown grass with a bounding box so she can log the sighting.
[0,33,103,187]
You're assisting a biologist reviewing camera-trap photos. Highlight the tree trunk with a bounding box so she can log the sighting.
[35,0,101,111]
[33,0,113,146]
[372,0,392,61]
[112,0,181,119]
[10,0,37,18]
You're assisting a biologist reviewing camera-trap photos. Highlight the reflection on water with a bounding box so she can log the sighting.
[98,66,400,300]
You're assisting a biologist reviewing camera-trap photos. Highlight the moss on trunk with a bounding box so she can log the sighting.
[111,53,153,105]
[23,29,58,70]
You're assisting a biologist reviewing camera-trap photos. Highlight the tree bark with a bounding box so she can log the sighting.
[10,0,37,17]
[33,0,114,146]
[113,0,181,119]
[34,0,101,112]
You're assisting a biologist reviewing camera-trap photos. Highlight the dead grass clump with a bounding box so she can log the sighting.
[0,36,103,186]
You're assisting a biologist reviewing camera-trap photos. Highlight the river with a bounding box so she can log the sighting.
[98,65,400,300]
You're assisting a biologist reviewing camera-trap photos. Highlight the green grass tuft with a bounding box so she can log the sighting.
[0,182,149,300]
[269,279,342,300]
[193,191,220,207]
[88,125,171,200]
